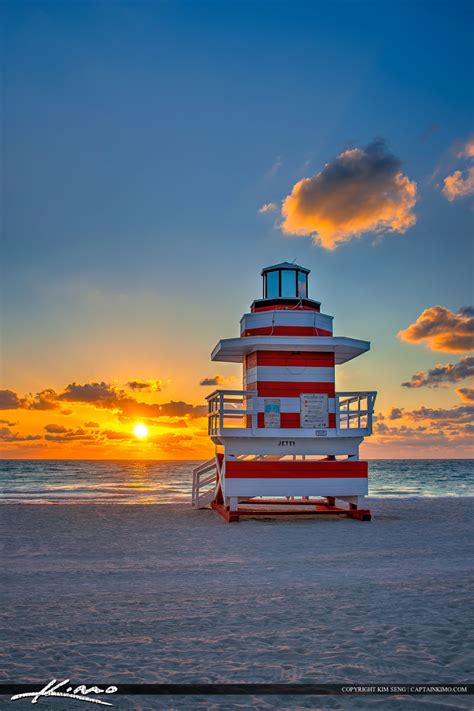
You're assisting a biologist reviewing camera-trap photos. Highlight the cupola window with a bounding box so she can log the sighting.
[262,263,309,299]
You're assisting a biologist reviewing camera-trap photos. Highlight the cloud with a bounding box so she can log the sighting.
[0,386,77,412]
[442,137,474,201]
[402,356,474,388]
[0,381,209,433]
[265,156,283,180]
[460,137,474,158]
[102,429,193,450]
[58,381,123,406]
[280,139,417,249]
[442,167,474,201]
[0,426,42,442]
[0,418,16,426]
[372,423,471,447]
[44,427,96,443]
[84,421,100,428]
[199,375,235,387]
[389,407,404,420]
[103,429,135,440]
[125,379,162,392]
[28,389,60,410]
[406,404,474,424]
[44,424,68,433]
[457,387,474,403]
[399,306,474,353]
[259,202,277,214]
[370,402,474,451]
[0,390,24,410]
[156,401,207,418]
[57,382,206,419]
[116,414,188,428]
[152,432,193,451]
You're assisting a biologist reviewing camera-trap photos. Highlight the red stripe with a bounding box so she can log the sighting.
[247,382,335,397]
[245,351,335,368]
[252,304,320,313]
[226,460,368,478]
[245,413,337,428]
[242,326,333,337]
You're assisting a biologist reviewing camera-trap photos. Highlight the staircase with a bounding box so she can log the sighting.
[192,458,217,509]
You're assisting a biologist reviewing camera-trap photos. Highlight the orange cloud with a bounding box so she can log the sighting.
[442,166,474,201]
[442,136,474,201]
[125,379,162,392]
[0,382,207,422]
[280,139,416,249]
[399,306,474,353]
[458,136,474,159]
[457,387,474,403]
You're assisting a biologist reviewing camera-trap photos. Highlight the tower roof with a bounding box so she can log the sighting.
[211,336,370,364]
[261,262,310,275]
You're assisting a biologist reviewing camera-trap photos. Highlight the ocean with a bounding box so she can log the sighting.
[0,459,472,504]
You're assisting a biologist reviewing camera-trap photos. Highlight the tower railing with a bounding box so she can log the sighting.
[206,390,258,435]
[335,392,377,435]
[207,389,377,437]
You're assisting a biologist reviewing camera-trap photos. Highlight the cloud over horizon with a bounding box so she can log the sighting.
[399,306,474,353]
[0,426,41,443]
[280,139,417,249]
[0,381,207,421]
[371,402,474,451]
[402,356,474,388]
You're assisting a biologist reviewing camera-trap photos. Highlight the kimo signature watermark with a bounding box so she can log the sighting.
[11,679,118,706]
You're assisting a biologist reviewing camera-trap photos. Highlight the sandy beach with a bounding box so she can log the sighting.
[1,498,473,710]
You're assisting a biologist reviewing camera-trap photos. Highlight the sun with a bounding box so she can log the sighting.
[133,423,149,440]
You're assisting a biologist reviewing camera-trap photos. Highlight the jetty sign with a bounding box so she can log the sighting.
[300,393,329,428]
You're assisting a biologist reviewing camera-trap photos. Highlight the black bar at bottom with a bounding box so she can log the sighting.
[0,684,472,696]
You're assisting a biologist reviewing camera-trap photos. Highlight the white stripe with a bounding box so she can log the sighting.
[255,397,336,413]
[246,365,335,384]
[240,311,333,333]
[225,478,368,497]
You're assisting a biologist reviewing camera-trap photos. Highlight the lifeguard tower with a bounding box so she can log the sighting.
[192,263,376,522]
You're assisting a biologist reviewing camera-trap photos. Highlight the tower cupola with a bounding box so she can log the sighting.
[253,262,320,312]
[261,262,309,299]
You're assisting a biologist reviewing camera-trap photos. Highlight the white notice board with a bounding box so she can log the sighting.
[264,399,281,428]
[300,393,329,428]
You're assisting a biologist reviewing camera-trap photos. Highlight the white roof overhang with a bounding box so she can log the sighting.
[211,336,370,365]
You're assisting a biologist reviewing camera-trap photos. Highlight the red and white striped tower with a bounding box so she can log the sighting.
[192,263,377,522]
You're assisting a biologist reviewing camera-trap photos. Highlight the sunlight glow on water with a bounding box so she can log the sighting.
[0,459,472,504]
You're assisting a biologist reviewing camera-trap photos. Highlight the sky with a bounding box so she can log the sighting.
[1,0,473,459]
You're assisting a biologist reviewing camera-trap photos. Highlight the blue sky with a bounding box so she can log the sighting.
[1,0,473,457]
